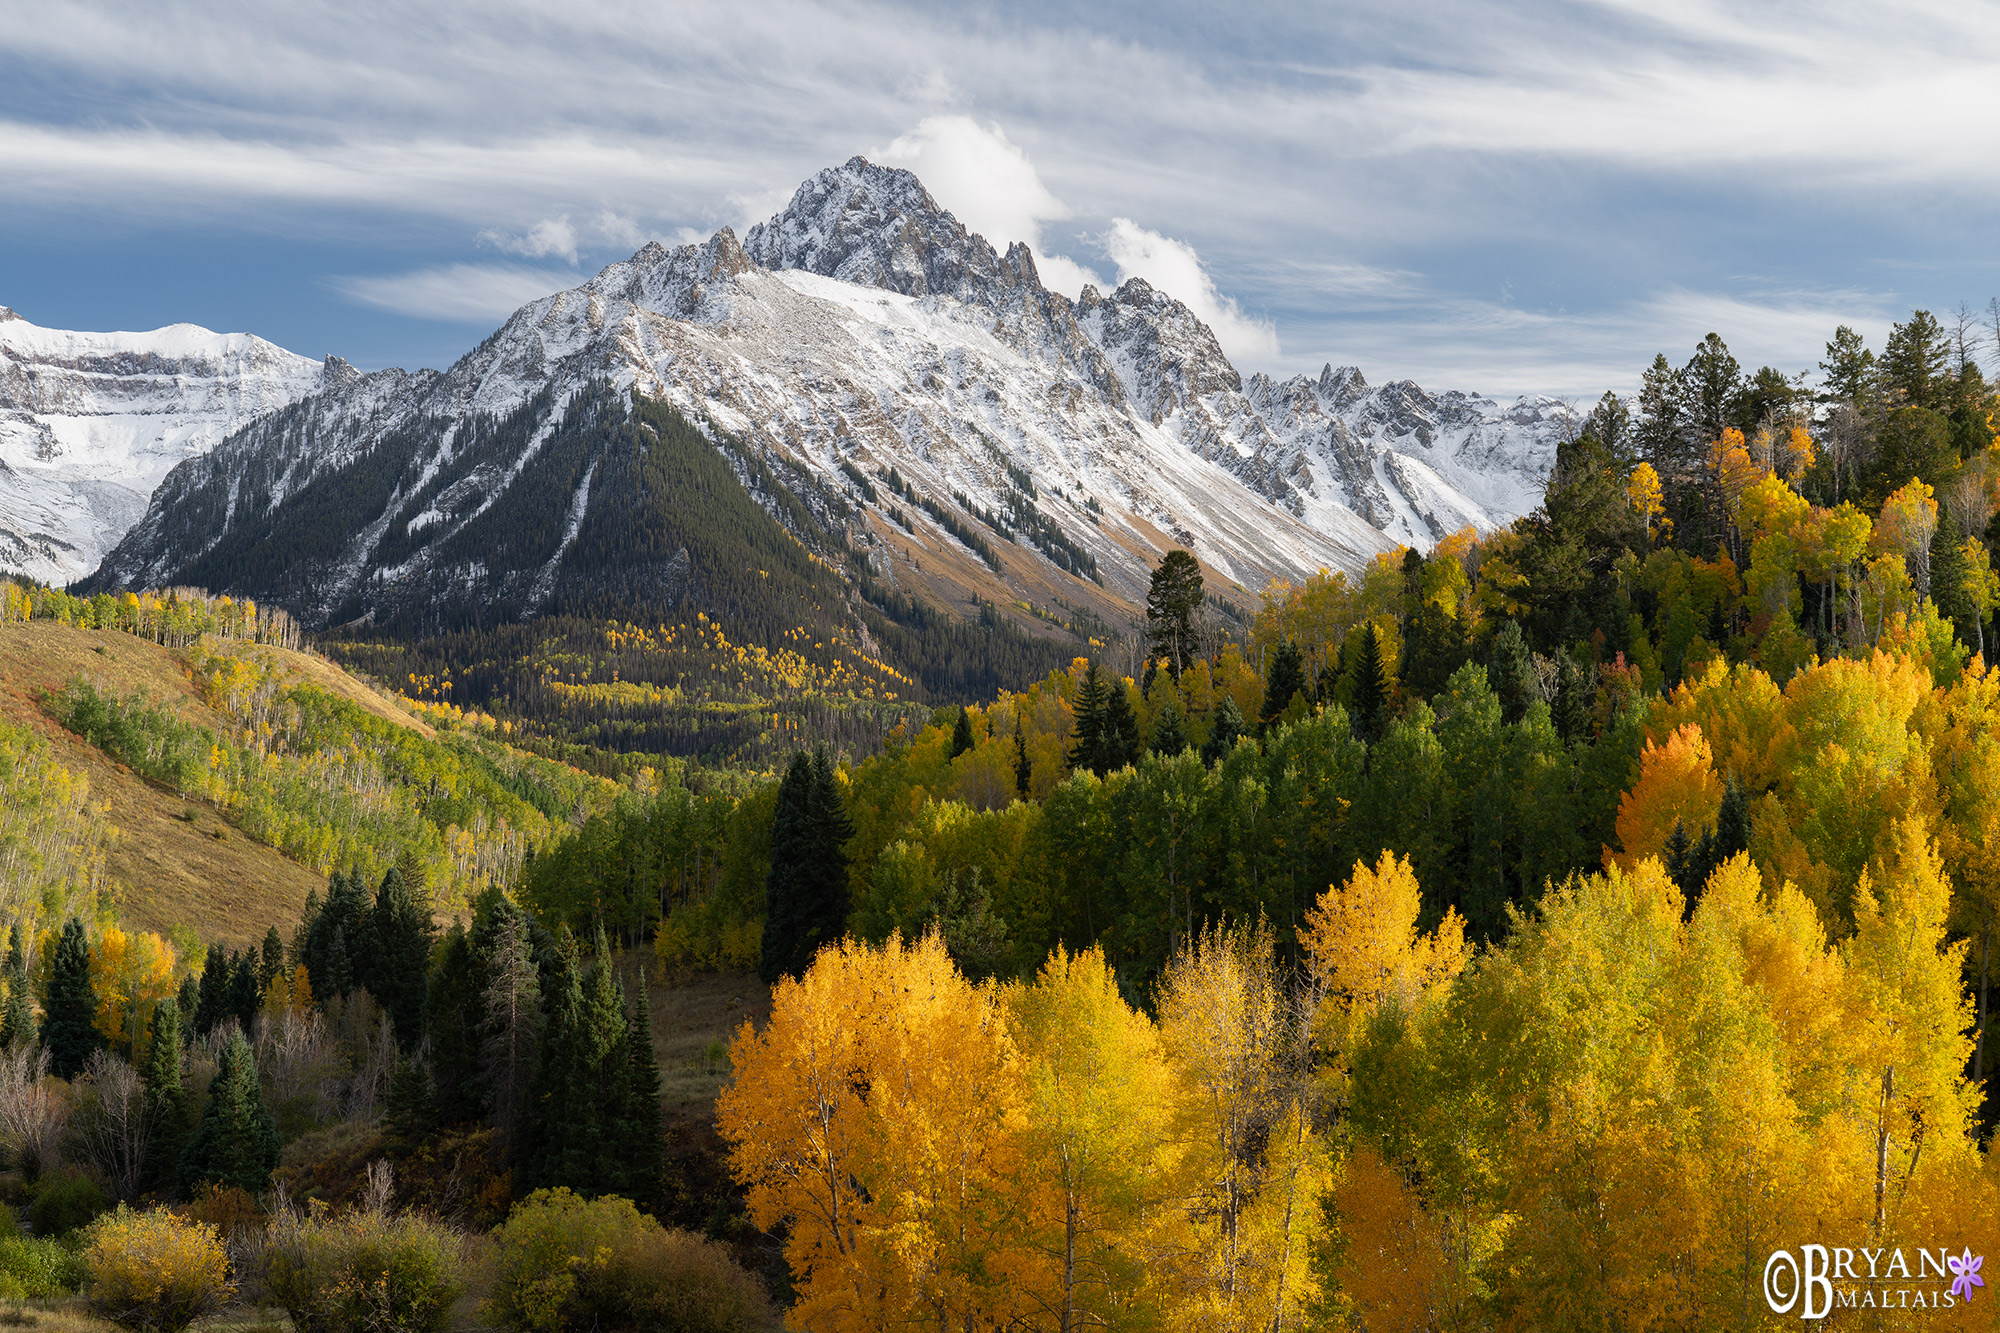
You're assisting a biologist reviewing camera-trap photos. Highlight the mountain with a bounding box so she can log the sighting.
[0,307,330,583]
[84,159,1571,685]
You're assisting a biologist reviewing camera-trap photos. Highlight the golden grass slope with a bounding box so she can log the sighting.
[0,620,431,948]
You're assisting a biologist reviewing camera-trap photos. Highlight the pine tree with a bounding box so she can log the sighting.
[181,1033,281,1194]
[140,997,190,1199]
[950,707,976,760]
[258,927,285,991]
[193,944,230,1037]
[300,869,370,1003]
[1067,663,1110,776]
[1553,653,1592,745]
[1101,679,1142,773]
[1259,641,1307,733]
[1146,549,1205,676]
[41,917,101,1079]
[426,923,486,1126]
[1013,714,1032,798]
[760,749,854,984]
[1201,694,1246,767]
[175,973,198,1024]
[615,984,665,1207]
[227,950,261,1035]
[384,1053,439,1145]
[526,939,629,1193]
[1488,620,1536,724]
[365,867,434,1048]
[1931,508,1972,633]
[1151,700,1189,756]
[479,899,543,1160]
[0,924,30,1051]
[1350,624,1389,739]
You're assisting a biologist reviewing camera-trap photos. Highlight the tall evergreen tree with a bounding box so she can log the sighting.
[759,749,854,984]
[1200,695,1246,767]
[1553,654,1593,745]
[1066,663,1110,776]
[139,997,190,1198]
[1930,508,1972,636]
[258,928,285,991]
[193,944,230,1037]
[1350,624,1389,738]
[614,984,665,1207]
[175,974,198,1026]
[950,707,976,760]
[526,939,630,1194]
[1013,714,1032,798]
[1150,700,1189,756]
[180,1033,281,1194]
[1259,641,1307,733]
[365,867,434,1048]
[1488,620,1537,724]
[227,951,262,1035]
[1100,679,1142,773]
[300,869,370,1002]
[479,898,543,1159]
[1145,549,1205,676]
[0,924,29,1052]
[41,917,101,1079]
[425,923,487,1126]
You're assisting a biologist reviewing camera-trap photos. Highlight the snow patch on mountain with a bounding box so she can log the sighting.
[0,306,327,582]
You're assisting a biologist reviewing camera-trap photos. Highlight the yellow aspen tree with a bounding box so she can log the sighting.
[1299,850,1469,1079]
[1843,819,1976,1239]
[1612,722,1724,866]
[718,932,1026,1333]
[1003,946,1176,1333]
[1626,462,1665,541]
[1155,921,1323,1333]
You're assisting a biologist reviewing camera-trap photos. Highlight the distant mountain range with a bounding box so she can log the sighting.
[12,158,1574,657]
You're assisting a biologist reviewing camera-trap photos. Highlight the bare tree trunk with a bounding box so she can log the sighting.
[1977,912,1991,1088]
[1874,1066,1894,1234]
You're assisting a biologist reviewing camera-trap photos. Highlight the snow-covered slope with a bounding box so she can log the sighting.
[0,308,328,582]
[92,158,1567,633]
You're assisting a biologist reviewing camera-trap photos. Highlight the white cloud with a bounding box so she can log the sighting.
[331,264,576,323]
[479,217,578,263]
[880,115,1103,297]
[1102,219,1280,363]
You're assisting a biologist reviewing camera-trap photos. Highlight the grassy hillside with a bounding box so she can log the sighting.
[0,596,622,946]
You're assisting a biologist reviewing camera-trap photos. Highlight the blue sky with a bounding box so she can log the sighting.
[3,0,1998,397]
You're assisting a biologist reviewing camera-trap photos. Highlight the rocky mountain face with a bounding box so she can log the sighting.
[79,157,1569,650]
[0,308,330,583]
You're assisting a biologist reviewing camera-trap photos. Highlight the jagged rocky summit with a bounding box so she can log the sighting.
[61,158,1569,638]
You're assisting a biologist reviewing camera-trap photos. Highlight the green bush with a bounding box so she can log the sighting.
[264,1206,465,1333]
[485,1189,770,1333]
[0,1233,90,1297]
[28,1169,108,1237]
[83,1206,235,1333]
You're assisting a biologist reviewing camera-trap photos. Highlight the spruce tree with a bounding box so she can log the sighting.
[1066,663,1110,776]
[1145,549,1205,675]
[1553,653,1593,745]
[1259,641,1307,733]
[1350,624,1389,738]
[1013,715,1032,798]
[227,950,261,1034]
[760,754,815,986]
[181,1033,281,1194]
[425,924,486,1126]
[1101,679,1142,773]
[0,924,30,1052]
[1489,620,1536,724]
[301,869,370,1002]
[140,998,190,1198]
[258,927,285,991]
[42,917,101,1079]
[478,899,543,1159]
[175,973,198,1025]
[950,708,975,760]
[615,985,664,1206]
[1150,700,1189,756]
[1931,508,1972,637]
[1200,695,1246,767]
[384,1053,439,1145]
[194,944,230,1037]
[365,867,434,1048]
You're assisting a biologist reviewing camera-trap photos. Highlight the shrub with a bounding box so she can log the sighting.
[485,1189,770,1333]
[0,1233,88,1298]
[28,1168,108,1236]
[83,1206,235,1333]
[264,1204,465,1333]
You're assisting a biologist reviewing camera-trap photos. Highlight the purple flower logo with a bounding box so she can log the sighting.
[1949,1249,1985,1302]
